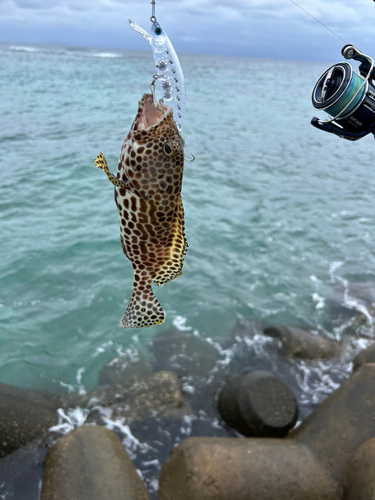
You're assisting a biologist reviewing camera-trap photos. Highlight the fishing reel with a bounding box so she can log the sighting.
[311,45,375,141]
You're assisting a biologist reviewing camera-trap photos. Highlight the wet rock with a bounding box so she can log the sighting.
[218,371,298,437]
[158,437,339,500]
[41,425,150,500]
[264,324,340,360]
[292,363,375,484]
[352,344,375,371]
[148,327,221,379]
[229,317,268,340]
[328,281,375,326]
[0,437,50,500]
[89,371,190,425]
[216,317,268,349]
[99,353,153,388]
[0,382,67,458]
[343,438,375,500]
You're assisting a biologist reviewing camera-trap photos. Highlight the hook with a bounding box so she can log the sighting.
[184,153,195,162]
[147,74,159,111]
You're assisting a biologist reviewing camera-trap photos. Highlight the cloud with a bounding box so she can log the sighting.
[1,0,375,61]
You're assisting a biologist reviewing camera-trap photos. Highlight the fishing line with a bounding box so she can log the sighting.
[289,0,347,43]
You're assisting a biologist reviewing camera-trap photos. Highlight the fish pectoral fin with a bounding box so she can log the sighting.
[95,153,131,189]
[121,287,164,328]
[128,19,152,43]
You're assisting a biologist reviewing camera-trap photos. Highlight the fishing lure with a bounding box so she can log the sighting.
[129,17,186,131]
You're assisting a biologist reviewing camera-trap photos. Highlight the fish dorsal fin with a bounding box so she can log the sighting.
[128,19,152,43]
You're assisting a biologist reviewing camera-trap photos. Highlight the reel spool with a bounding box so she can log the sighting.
[311,45,375,140]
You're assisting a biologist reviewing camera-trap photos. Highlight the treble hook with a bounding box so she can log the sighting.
[148,74,159,110]
[184,153,195,162]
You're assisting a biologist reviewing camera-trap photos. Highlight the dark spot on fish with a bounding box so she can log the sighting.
[131,197,137,213]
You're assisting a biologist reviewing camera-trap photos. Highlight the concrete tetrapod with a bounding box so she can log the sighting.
[0,382,67,458]
[343,437,375,500]
[41,426,150,500]
[158,438,339,500]
[158,364,375,500]
[218,371,298,437]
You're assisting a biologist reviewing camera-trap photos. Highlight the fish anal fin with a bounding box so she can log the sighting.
[121,284,164,328]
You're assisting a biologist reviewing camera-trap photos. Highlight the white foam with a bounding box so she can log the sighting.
[312,293,325,310]
[101,416,152,459]
[9,45,40,53]
[76,367,86,395]
[173,315,192,331]
[89,52,122,58]
[49,407,88,435]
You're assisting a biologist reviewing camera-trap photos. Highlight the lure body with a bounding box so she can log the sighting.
[95,94,187,328]
[129,18,186,131]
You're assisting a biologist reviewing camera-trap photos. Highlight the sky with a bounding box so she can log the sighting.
[1,0,375,61]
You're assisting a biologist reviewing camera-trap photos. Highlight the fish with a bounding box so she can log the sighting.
[94,93,188,328]
[129,18,186,131]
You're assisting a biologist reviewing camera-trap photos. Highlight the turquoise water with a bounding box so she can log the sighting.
[1,42,375,395]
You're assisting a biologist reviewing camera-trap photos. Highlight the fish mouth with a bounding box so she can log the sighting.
[133,94,171,131]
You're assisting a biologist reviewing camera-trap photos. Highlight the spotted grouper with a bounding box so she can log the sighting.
[95,93,188,328]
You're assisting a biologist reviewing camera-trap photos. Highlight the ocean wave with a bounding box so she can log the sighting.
[9,46,40,53]
[88,52,123,58]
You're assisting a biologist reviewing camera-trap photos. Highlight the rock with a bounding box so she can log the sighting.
[158,362,375,499]
[264,324,340,360]
[99,353,153,388]
[0,437,49,500]
[229,317,268,340]
[218,371,298,437]
[217,376,249,436]
[352,344,375,371]
[292,363,375,484]
[343,438,375,500]
[89,371,190,425]
[148,328,220,379]
[0,382,67,458]
[328,281,375,327]
[158,437,340,500]
[41,425,150,500]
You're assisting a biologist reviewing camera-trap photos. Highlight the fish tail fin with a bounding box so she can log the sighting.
[121,283,164,328]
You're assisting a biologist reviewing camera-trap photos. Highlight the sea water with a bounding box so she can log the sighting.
[1,42,375,493]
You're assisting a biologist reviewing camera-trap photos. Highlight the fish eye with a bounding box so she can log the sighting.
[163,143,173,157]
[155,26,162,36]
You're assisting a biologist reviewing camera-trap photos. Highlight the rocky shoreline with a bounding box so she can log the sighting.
[1,281,375,499]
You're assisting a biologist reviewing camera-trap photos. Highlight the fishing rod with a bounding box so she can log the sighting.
[290,0,375,141]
